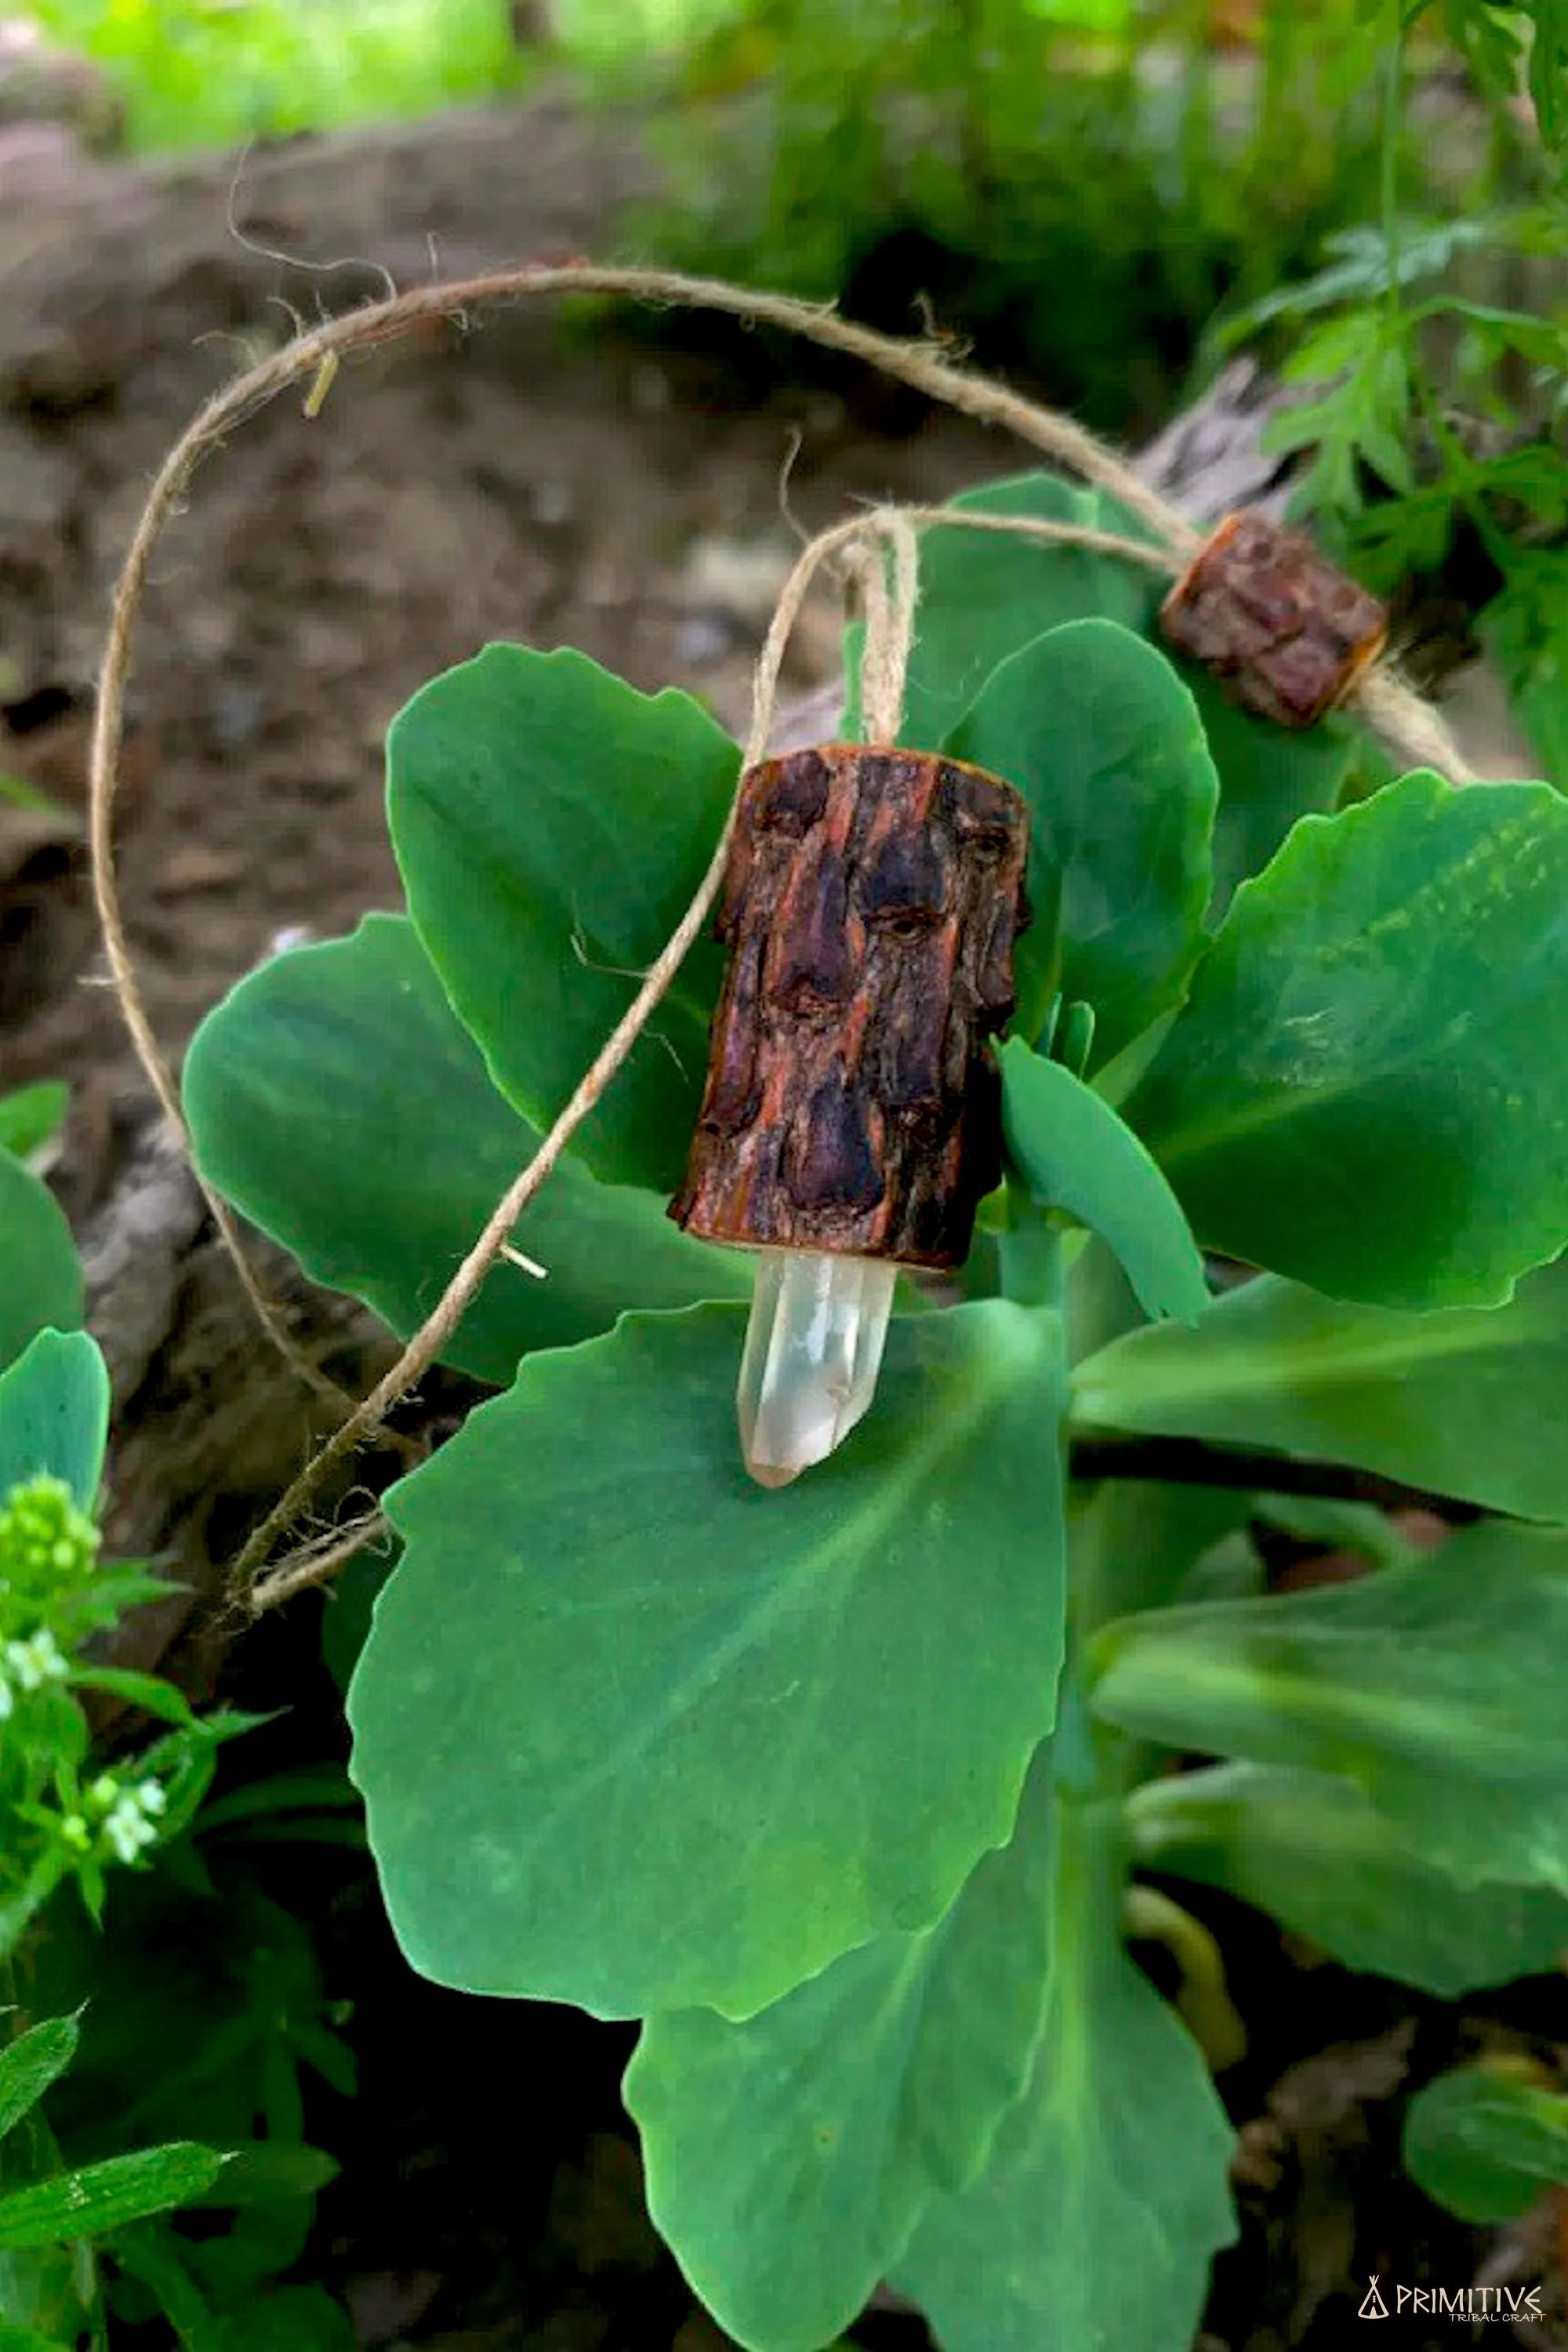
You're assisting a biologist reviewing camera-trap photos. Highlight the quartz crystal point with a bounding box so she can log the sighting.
[737,1250,898,1489]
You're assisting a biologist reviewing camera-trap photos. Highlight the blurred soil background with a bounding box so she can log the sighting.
[0,5,1561,2347]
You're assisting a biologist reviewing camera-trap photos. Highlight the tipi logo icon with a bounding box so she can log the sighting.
[1357,2277,1391,2320]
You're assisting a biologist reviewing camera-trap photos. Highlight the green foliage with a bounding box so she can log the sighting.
[628,0,1413,425]
[31,1854,358,2351]
[0,1335,254,1964]
[19,0,527,151]
[0,2007,227,2350]
[858,474,1356,912]
[386,646,740,1189]
[1130,1764,1568,1994]
[0,1088,68,1166]
[0,1158,81,1379]
[0,1215,352,2351]
[180,457,1568,2349]
[350,1301,1068,2018]
[1123,771,1568,1308]
[891,1789,1236,2352]
[1210,6,1568,783]
[1093,1522,1568,1893]
[626,1748,1062,2352]
[948,619,1218,1061]
[1075,1256,1568,1519]
[1000,1042,1209,1327]
[1403,2060,1568,2223]
[183,912,749,1388]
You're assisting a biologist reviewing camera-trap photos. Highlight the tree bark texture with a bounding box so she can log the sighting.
[1160,510,1388,728]
[671,744,1030,1267]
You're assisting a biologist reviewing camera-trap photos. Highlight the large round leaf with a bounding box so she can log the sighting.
[1126,770,1568,1307]
[626,1748,1058,2352]
[894,1790,1235,2352]
[848,474,1163,753]
[0,1152,81,1376]
[949,622,1218,1064]
[350,1300,1069,2020]
[183,914,749,1387]
[387,644,739,1189]
[1074,1257,1568,1521]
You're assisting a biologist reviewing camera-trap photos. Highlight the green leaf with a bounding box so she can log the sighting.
[0,1086,67,1163]
[1481,554,1568,787]
[947,621,1218,1063]
[183,914,750,1388]
[1190,683,1354,912]
[0,2322,71,2351]
[1403,2066,1568,2224]
[1130,1764,1568,1997]
[1001,1042,1207,1326]
[1526,0,1568,149]
[0,1331,109,1510]
[1252,1494,1415,1572]
[0,2017,80,2146]
[1091,1521,1568,1893]
[387,644,740,1189]
[198,2285,355,2352]
[626,1748,1059,2352]
[1069,1480,1254,1637]
[66,1670,194,1726]
[0,1155,81,1377]
[893,1793,1235,2352]
[853,475,1162,753]
[851,472,1350,912]
[1073,1258,1568,1521]
[350,1300,1069,2020]
[0,2143,227,2248]
[1125,771,1568,1307]
[183,2143,339,2209]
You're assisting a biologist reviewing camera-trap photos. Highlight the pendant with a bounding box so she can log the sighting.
[670,743,1030,1487]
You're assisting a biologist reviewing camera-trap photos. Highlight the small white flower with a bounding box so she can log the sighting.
[103,1798,159,1864]
[101,1778,165,1864]
[4,1630,69,1691]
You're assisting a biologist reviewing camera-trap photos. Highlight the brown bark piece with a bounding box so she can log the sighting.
[670,743,1029,1268]
[1159,510,1388,728]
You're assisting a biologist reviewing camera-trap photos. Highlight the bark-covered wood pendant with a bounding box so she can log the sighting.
[1158,510,1388,728]
[670,742,1030,1487]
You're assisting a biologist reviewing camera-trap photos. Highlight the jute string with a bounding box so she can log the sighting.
[79,264,1475,1613]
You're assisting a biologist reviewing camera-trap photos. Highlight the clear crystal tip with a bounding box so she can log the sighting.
[737,1250,898,1489]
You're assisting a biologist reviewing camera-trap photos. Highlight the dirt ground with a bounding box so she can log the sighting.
[1,94,1560,2352]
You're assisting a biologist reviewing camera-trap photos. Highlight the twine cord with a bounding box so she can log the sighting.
[80,263,1475,1611]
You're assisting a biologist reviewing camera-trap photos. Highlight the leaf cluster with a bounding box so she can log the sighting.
[181,466,1568,2347]
[0,1159,358,2350]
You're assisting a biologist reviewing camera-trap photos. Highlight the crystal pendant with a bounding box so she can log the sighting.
[737,1250,898,1489]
